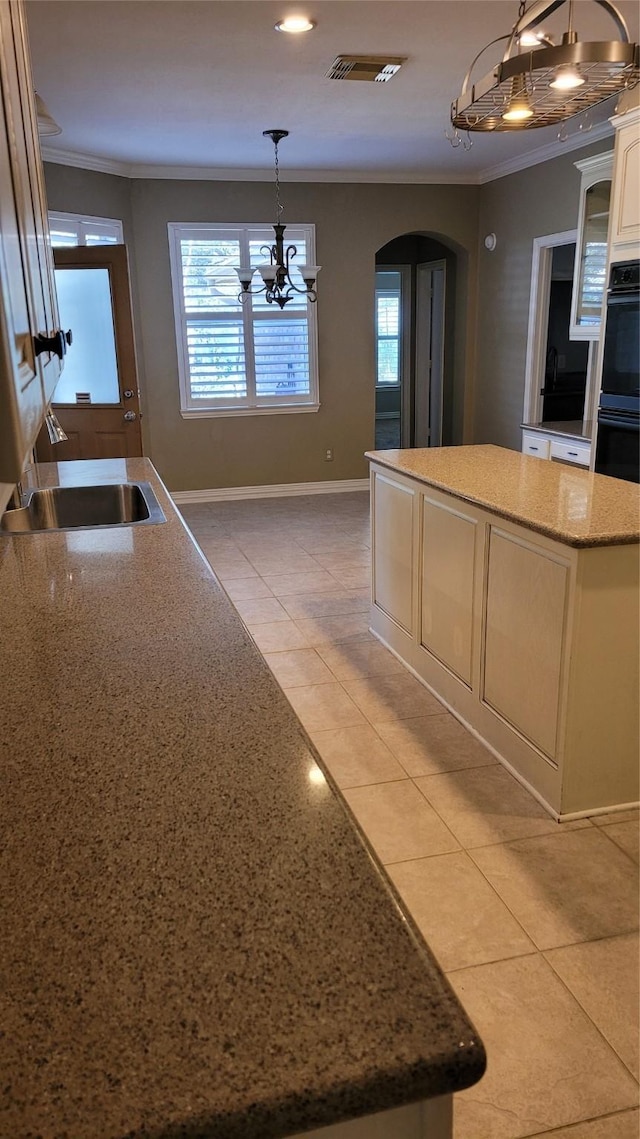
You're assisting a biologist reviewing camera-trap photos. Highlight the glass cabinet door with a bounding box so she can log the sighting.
[570,153,613,340]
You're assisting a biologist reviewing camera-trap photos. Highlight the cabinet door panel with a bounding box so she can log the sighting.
[5,0,61,402]
[372,472,414,634]
[483,529,568,760]
[421,497,476,686]
[611,126,639,249]
[0,4,43,480]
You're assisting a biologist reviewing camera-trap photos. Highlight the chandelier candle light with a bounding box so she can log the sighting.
[450,0,639,133]
[235,130,320,309]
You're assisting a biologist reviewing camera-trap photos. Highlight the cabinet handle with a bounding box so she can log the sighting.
[567,451,578,457]
[529,446,539,451]
[33,328,72,359]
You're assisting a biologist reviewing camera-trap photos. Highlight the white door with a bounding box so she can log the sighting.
[415,260,445,448]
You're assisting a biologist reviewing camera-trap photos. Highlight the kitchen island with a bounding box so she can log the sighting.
[0,457,485,1139]
[366,445,639,821]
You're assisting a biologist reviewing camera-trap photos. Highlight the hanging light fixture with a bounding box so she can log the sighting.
[235,130,320,310]
[450,0,639,133]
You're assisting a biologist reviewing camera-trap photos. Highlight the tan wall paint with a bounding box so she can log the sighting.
[129,178,479,491]
[44,141,614,490]
[475,137,613,451]
[44,165,479,491]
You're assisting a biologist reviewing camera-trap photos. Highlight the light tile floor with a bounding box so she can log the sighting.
[180,491,640,1139]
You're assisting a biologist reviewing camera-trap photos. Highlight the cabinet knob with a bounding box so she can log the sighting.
[33,329,72,359]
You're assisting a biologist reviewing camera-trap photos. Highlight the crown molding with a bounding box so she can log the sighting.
[40,145,479,184]
[41,116,615,187]
[477,119,614,184]
[39,144,132,176]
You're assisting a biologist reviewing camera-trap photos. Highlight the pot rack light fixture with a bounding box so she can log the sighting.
[234,130,320,310]
[450,0,639,133]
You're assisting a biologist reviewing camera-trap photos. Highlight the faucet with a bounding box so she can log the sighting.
[7,411,68,511]
[44,408,68,444]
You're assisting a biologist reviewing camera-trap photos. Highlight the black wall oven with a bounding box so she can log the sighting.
[595,260,640,483]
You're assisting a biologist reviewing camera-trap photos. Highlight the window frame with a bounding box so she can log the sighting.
[168,221,320,419]
[49,211,124,246]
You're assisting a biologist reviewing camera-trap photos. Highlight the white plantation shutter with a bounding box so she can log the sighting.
[169,223,319,416]
[49,212,123,247]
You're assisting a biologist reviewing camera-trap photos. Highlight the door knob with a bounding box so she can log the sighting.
[123,411,137,421]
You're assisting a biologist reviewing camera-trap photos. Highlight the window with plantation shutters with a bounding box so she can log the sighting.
[168,223,319,417]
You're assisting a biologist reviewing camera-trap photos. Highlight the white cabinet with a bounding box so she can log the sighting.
[608,105,640,260]
[369,461,639,819]
[0,0,61,496]
[420,496,477,687]
[371,468,415,634]
[522,431,551,460]
[522,430,590,467]
[570,152,613,340]
[548,438,590,467]
[484,529,568,759]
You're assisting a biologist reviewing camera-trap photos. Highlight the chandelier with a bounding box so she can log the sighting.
[450,0,639,133]
[235,130,320,309]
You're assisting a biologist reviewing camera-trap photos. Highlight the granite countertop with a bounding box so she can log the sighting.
[0,457,485,1139]
[366,445,640,548]
[520,420,593,442]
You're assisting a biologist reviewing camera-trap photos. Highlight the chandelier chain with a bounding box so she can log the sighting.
[274,139,283,224]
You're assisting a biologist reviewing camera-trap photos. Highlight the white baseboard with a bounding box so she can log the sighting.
[171,478,369,505]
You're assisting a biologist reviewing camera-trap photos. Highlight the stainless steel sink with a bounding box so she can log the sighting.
[0,482,166,533]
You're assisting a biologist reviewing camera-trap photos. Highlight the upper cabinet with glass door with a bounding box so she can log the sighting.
[569,152,614,340]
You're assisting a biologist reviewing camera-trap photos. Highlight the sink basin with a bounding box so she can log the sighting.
[0,482,166,533]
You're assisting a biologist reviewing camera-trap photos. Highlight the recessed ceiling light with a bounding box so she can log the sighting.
[275,16,316,34]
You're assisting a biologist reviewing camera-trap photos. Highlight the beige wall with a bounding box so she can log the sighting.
[474,137,612,450]
[44,139,615,489]
[129,179,479,491]
[44,165,479,491]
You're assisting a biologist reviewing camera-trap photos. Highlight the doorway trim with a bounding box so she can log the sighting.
[415,258,446,448]
[523,230,577,425]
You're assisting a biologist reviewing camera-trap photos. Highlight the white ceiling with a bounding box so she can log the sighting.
[25,0,640,183]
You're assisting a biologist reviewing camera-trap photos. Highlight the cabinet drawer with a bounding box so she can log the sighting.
[522,433,550,459]
[549,440,590,467]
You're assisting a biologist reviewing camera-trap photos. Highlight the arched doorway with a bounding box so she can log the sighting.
[374,233,458,450]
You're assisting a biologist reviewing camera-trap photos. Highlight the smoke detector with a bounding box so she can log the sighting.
[326,55,406,82]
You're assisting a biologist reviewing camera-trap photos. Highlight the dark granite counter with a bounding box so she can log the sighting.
[0,458,485,1139]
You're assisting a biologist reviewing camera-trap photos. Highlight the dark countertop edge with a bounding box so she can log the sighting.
[365,452,639,549]
[132,1048,487,1139]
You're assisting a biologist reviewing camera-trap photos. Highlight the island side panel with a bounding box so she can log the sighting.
[561,541,640,814]
[368,458,639,819]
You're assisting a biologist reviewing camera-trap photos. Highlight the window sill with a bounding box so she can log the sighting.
[180,403,320,420]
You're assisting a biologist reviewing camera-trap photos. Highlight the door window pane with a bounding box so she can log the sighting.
[53,268,120,404]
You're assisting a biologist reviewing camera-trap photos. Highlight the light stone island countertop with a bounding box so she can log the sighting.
[366,445,640,548]
[0,457,485,1139]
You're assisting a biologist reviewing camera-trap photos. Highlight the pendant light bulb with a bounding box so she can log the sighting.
[502,74,534,121]
[549,65,585,89]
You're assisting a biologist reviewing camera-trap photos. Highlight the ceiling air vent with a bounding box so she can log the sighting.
[326,55,406,82]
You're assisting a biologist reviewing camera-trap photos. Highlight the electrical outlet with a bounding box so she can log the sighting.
[325,448,334,461]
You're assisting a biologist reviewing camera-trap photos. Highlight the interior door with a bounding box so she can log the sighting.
[35,245,143,461]
[414,260,445,448]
